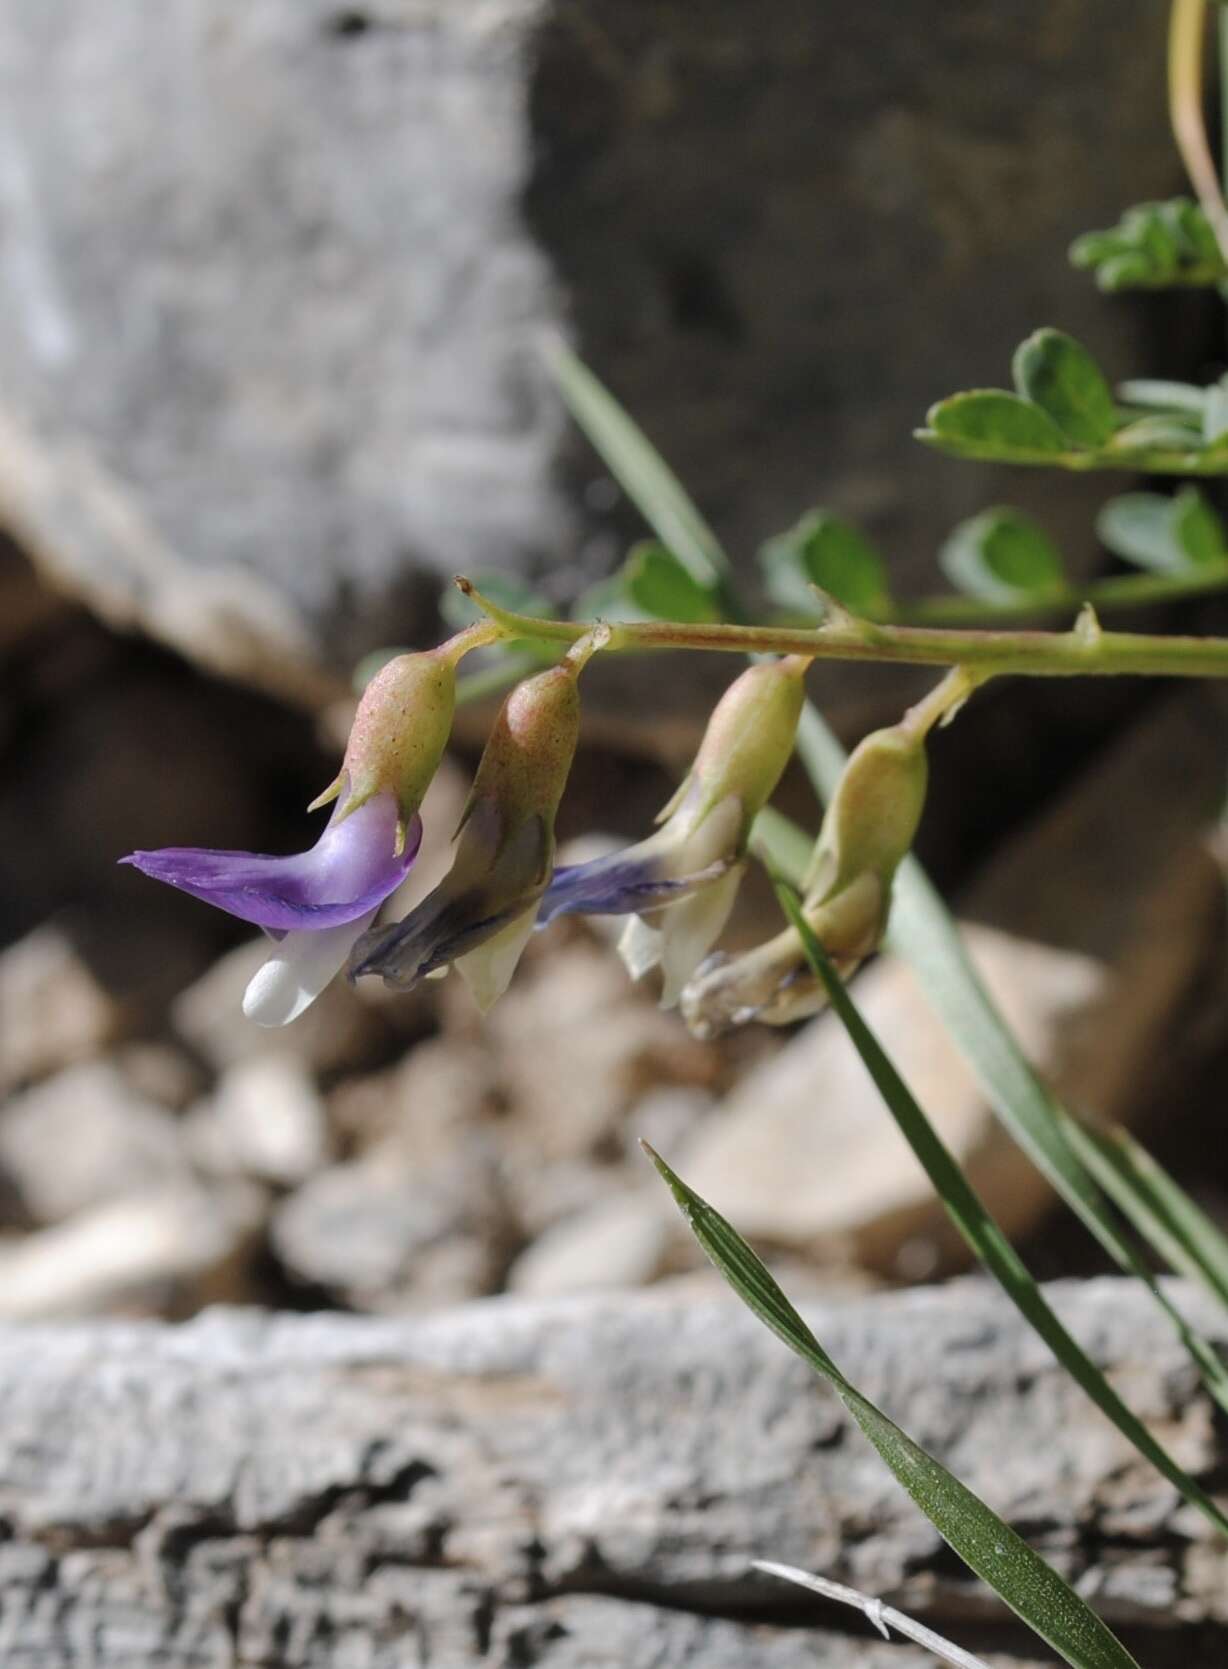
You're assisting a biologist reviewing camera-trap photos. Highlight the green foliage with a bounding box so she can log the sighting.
[544,338,731,590]
[938,508,1067,602]
[918,330,1228,472]
[775,884,1228,1540]
[622,540,722,622]
[923,389,1069,459]
[645,1143,1143,1669]
[1060,1120,1228,1312]
[1070,198,1226,291]
[1012,330,1117,448]
[1097,486,1228,574]
[759,510,892,615]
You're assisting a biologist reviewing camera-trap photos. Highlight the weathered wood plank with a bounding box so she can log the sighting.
[0,1278,1223,1665]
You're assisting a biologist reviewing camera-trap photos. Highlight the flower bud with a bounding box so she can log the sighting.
[348,635,600,1012]
[802,718,929,915]
[683,656,810,837]
[311,636,467,854]
[680,709,929,1037]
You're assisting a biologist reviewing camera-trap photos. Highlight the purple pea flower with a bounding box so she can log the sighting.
[350,631,607,1012]
[121,635,473,1024]
[122,792,420,1025]
[538,657,809,1006]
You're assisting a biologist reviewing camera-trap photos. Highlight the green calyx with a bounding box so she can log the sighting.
[678,656,809,843]
[455,628,606,848]
[311,645,460,853]
[803,722,929,904]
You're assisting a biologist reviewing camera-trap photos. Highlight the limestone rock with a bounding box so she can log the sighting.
[187,1054,330,1188]
[487,938,717,1164]
[506,1189,673,1296]
[271,1136,513,1309]
[0,1181,261,1319]
[677,925,1102,1275]
[0,1279,1218,1663]
[0,926,123,1093]
[0,1062,189,1225]
[0,1,1177,706]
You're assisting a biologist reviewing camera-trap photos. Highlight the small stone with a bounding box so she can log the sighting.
[0,927,122,1093]
[111,1042,204,1112]
[507,1191,672,1297]
[271,1137,511,1311]
[487,940,717,1163]
[0,1063,191,1225]
[0,1181,262,1319]
[187,1055,329,1188]
[676,925,1104,1273]
[624,1088,714,1162]
[328,1034,494,1153]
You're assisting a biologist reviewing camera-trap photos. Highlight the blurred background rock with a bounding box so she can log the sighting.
[1,0,1227,1324]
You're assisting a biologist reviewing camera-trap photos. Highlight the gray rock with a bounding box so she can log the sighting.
[678,924,1103,1274]
[187,1054,331,1188]
[0,926,123,1094]
[272,1135,514,1309]
[0,1,1180,702]
[0,1180,262,1319]
[0,1061,189,1224]
[0,1278,1218,1664]
[506,1188,673,1296]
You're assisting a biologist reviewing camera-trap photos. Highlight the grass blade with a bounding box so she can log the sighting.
[1062,1119,1228,1311]
[775,884,1228,1539]
[544,338,731,589]
[644,1143,1143,1669]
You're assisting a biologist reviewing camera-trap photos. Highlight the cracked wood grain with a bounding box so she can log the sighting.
[0,1278,1223,1666]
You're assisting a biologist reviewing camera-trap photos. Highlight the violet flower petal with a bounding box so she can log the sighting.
[121,794,419,931]
[537,851,730,927]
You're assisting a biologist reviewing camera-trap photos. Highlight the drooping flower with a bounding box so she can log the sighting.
[538,655,809,1006]
[348,630,605,1012]
[121,634,469,1025]
[680,701,932,1038]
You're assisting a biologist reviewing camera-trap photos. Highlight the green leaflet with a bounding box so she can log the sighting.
[759,510,893,616]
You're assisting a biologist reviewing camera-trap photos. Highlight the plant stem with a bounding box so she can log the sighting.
[457,577,1228,680]
[754,1562,992,1669]
[893,564,1228,625]
[1170,0,1228,264]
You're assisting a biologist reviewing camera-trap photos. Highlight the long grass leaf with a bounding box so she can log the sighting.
[645,1144,1142,1669]
[776,884,1228,1538]
[544,339,731,588]
[1062,1119,1228,1312]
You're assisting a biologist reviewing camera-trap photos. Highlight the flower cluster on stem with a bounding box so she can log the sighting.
[130,561,1226,1032]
